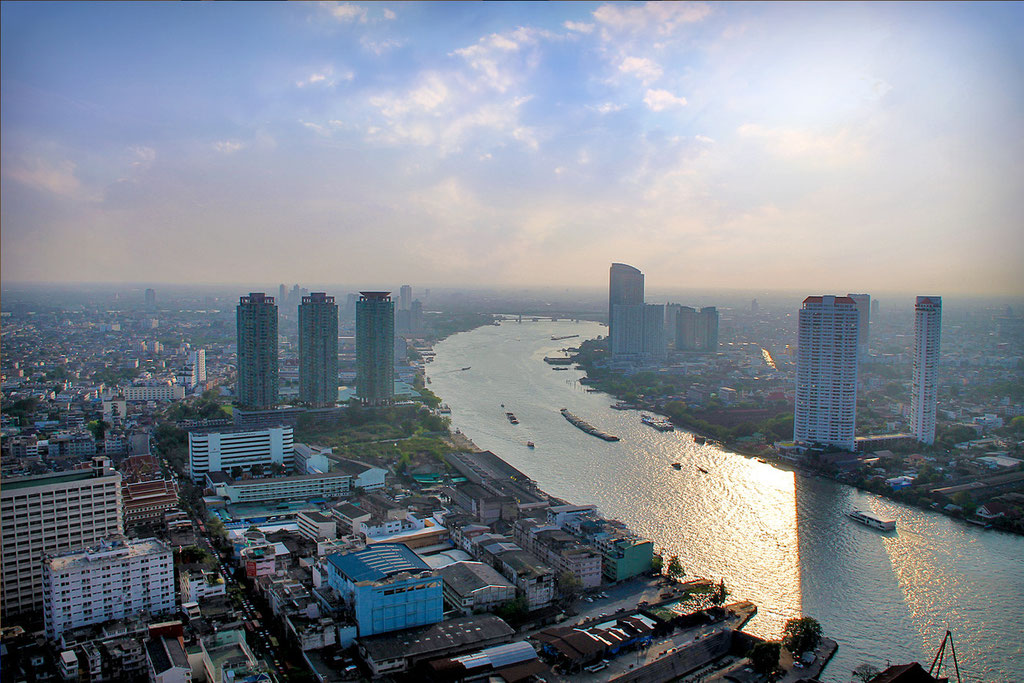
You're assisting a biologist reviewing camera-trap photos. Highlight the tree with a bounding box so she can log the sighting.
[783,617,822,656]
[495,596,529,622]
[557,571,583,600]
[852,664,881,683]
[651,552,664,575]
[711,579,728,606]
[87,419,109,442]
[666,555,684,581]
[749,641,780,675]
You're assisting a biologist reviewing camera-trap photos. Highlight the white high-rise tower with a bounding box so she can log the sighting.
[794,295,860,450]
[910,296,942,445]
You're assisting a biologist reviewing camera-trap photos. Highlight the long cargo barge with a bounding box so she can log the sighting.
[560,408,620,441]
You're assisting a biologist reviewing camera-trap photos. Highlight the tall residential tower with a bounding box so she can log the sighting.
[236,293,279,409]
[299,292,339,407]
[847,293,871,362]
[794,295,860,451]
[356,292,395,406]
[910,296,942,445]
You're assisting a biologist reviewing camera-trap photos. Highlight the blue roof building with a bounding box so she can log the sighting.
[326,544,443,637]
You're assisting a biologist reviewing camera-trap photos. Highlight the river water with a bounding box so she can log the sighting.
[428,320,1024,682]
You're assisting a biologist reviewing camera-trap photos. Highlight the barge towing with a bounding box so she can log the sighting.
[560,408,620,441]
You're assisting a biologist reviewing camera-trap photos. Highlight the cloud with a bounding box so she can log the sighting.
[128,146,156,169]
[323,2,367,23]
[361,36,403,55]
[213,140,245,154]
[564,20,595,34]
[452,27,549,93]
[619,56,663,85]
[296,66,352,88]
[382,8,395,20]
[737,123,865,165]
[643,88,687,111]
[592,102,625,114]
[593,1,711,37]
[4,157,93,200]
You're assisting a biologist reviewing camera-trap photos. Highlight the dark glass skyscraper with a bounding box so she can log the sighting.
[356,292,395,406]
[236,292,278,409]
[299,292,338,407]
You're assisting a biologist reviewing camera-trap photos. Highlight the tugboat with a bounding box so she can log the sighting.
[526,441,535,449]
[671,462,682,470]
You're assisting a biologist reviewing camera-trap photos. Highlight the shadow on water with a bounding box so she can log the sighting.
[430,319,1024,683]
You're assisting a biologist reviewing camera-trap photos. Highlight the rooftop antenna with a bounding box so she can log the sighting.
[928,629,962,683]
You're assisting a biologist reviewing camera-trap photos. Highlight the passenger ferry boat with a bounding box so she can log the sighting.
[847,510,897,532]
[640,414,674,432]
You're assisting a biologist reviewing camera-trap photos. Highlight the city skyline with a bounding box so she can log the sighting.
[2,2,1023,295]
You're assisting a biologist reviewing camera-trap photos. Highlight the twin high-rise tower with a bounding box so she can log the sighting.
[236,293,280,409]
[299,293,339,407]
[607,263,666,359]
[794,293,941,451]
[356,292,395,406]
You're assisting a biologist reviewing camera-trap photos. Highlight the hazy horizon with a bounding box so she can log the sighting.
[3,2,1023,295]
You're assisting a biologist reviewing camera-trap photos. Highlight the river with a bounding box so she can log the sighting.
[428,320,1024,682]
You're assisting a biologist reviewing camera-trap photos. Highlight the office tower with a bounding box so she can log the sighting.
[356,292,395,406]
[144,288,156,308]
[696,307,719,351]
[299,292,339,407]
[794,295,860,450]
[608,263,644,353]
[1,458,123,618]
[344,293,358,319]
[410,300,424,334]
[236,293,279,409]
[871,298,880,317]
[399,284,412,311]
[43,538,174,639]
[910,296,942,445]
[396,309,412,334]
[675,306,697,350]
[188,426,294,482]
[611,304,666,359]
[848,293,871,362]
[751,299,759,314]
[278,283,287,304]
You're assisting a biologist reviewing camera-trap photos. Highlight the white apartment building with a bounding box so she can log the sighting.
[1,459,123,618]
[176,350,207,390]
[297,511,338,541]
[210,470,351,503]
[43,537,175,639]
[910,296,942,445]
[188,427,293,482]
[179,568,227,604]
[794,295,860,451]
[124,384,186,402]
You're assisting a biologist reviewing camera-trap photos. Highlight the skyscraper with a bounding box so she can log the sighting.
[675,306,697,350]
[144,288,156,308]
[608,263,644,353]
[236,293,278,409]
[410,299,424,334]
[399,284,412,311]
[847,293,871,362]
[794,295,860,451]
[696,307,719,352]
[356,292,395,406]
[910,296,942,445]
[611,304,666,359]
[299,292,339,407]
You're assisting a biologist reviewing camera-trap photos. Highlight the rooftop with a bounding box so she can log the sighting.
[327,543,431,583]
[359,614,514,662]
[46,537,170,572]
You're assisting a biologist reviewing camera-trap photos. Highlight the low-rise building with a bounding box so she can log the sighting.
[438,561,516,615]
[179,568,226,604]
[145,635,191,683]
[326,544,443,637]
[297,511,338,541]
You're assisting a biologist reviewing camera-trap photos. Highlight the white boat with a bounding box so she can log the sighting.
[847,510,896,531]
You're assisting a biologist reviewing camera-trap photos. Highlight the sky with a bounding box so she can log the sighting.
[2,2,1023,295]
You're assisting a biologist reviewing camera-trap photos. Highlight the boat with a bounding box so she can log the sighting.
[696,466,709,474]
[505,412,520,425]
[461,366,471,371]
[610,402,636,410]
[560,408,620,441]
[640,414,674,432]
[543,356,574,365]
[553,367,569,371]
[694,436,707,445]
[756,458,767,464]
[551,334,580,341]
[671,462,682,470]
[847,510,896,532]
[526,441,535,448]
